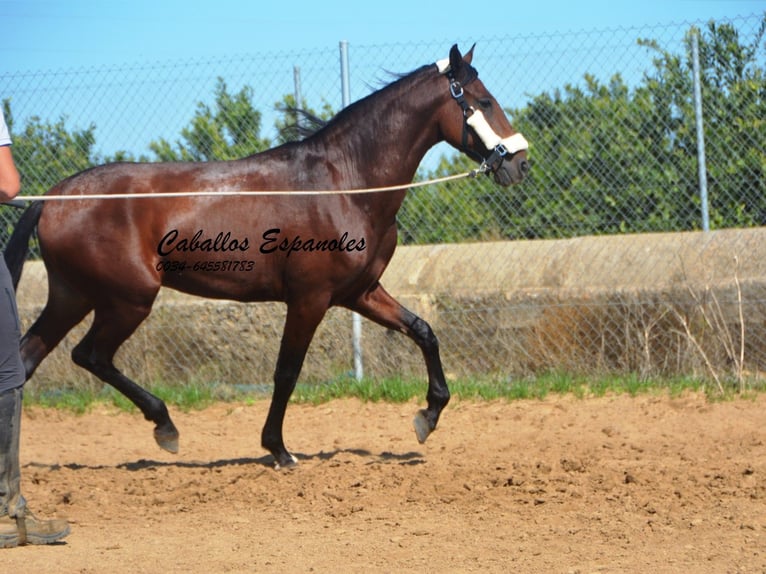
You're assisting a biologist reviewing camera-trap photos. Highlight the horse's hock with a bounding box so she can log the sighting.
[16,228,766,390]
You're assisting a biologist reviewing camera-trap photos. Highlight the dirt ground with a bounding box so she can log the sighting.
[3,392,766,573]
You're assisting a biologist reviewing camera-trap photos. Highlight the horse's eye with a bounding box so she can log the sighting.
[478,98,493,110]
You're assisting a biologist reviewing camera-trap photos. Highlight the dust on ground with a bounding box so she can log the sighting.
[3,392,766,573]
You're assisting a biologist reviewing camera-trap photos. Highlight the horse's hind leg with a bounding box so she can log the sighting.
[347,282,450,444]
[72,301,179,453]
[20,275,93,380]
[261,297,329,469]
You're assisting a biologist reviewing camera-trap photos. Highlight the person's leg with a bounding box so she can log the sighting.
[0,387,70,547]
[0,260,24,395]
[0,262,70,547]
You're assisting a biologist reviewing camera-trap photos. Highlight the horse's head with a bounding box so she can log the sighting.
[437,44,529,186]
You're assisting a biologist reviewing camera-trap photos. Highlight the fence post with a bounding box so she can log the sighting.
[339,40,364,381]
[293,66,302,131]
[691,27,710,232]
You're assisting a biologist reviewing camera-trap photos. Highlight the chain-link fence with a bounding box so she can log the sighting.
[2,14,765,393]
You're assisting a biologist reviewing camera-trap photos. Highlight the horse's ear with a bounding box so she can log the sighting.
[463,44,475,65]
[449,44,463,72]
[449,44,477,84]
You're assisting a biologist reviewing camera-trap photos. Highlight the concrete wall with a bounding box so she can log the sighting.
[18,228,766,308]
[15,227,766,388]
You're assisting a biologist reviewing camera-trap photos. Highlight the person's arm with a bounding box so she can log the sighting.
[0,144,20,202]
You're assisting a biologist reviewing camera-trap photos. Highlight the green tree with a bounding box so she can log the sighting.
[688,19,766,226]
[505,71,703,238]
[3,100,99,197]
[272,94,335,145]
[405,15,765,242]
[149,78,271,161]
[512,17,766,238]
[398,153,506,244]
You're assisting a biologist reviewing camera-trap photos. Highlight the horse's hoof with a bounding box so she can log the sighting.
[273,453,298,471]
[154,426,180,454]
[413,410,432,444]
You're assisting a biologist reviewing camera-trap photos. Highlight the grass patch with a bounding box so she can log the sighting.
[25,381,239,414]
[292,375,420,404]
[30,388,100,414]
[20,371,734,414]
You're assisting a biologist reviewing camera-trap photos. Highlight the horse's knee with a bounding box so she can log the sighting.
[408,315,439,351]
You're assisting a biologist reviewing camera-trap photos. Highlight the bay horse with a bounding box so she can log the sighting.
[5,44,528,469]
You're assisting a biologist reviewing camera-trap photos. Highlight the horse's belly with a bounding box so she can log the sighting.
[159,261,279,302]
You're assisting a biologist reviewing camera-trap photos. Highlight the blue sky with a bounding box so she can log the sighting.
[3,0,764,72]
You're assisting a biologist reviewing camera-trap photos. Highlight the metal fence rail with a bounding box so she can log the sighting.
[2,14,765,392]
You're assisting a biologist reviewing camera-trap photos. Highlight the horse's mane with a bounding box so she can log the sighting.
[279,64,434,142]
[276,107,329,141]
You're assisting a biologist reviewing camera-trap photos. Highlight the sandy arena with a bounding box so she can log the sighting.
[3,392,765,573]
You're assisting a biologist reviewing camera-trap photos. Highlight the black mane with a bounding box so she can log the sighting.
[279,64,436,142]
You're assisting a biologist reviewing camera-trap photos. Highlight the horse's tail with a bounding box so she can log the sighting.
[4,202,43,290]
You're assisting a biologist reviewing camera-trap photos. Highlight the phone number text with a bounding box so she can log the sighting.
[156,260,255,272]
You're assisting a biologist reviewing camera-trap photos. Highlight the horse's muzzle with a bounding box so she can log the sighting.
[493,152,530,186]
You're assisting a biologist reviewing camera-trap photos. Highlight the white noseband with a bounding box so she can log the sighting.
[466,110,529,154]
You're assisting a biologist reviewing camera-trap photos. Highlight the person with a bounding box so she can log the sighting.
[0,107,70,547]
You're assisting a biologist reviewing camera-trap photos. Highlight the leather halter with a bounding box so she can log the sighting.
[444,67,515,175]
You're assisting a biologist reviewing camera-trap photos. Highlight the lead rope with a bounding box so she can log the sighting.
[11,60,504,204]
[9,170,486,203]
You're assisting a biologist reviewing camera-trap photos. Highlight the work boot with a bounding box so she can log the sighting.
[0,387,70,547]
[0,508,71,548]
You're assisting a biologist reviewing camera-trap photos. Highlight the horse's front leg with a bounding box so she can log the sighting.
[347,282,450,443]
[262,298,329,469]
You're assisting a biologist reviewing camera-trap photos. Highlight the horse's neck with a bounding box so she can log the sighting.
[313,72,446,223]
[238,69,446,220]
[322,71,444,186]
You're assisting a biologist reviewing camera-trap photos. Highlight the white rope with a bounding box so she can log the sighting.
[11,171,478,202]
